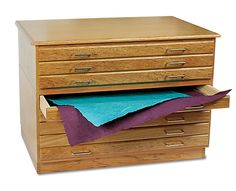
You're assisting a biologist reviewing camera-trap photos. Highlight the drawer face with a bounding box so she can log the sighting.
[38,40,215,62]
[39,123,210,148]
[39,67,213,89]
[38,148,205,173]
[39,110,211,134]
[40,135,209,162]
[39,54,214,75]
[137,110,211,127]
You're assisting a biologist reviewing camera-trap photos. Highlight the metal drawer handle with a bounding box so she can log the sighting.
[185,105,204,110]
[74,67,93,72]
[164,129,185,136]
[72,53,97,57]
[165,116,185,123]
[166,48,187,52]
[166,61,187,67]
[71,151,92,156]
[72,80,94,86]
[165,140,184,147]
[165,75,185,80]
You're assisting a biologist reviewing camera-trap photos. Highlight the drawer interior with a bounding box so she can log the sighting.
[39,85,230,120]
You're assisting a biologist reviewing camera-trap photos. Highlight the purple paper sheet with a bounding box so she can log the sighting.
[57,90,230,146]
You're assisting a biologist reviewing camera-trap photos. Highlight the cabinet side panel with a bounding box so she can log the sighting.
[18,29,37,169]
[18,28,36,89]
[211,39,216,85]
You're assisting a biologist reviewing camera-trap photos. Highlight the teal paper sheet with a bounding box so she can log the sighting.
[48,90,189,126]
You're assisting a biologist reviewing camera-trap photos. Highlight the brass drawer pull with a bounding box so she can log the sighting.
[71,151,92,156]
[185,105,204,110]
[72,80,94,86]
[165,75,185,80]
[74,67,93,72]
[72,53,97,57]
[166,61,187,67]
[165,116,185,123]
[165,140,184,147]
[164,129,185,135]
[166,48,187,52]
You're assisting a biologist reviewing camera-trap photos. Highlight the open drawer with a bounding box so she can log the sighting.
[39,85,230,121]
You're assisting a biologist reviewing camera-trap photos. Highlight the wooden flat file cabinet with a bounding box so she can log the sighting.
[16,16,230,173]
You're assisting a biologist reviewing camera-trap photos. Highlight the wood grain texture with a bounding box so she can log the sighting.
[16,16,219,45]
[39,79,212,95]
[40,134,209,162]
[39,96,50,119]
[195,85,220,95]
[39,67,213,89]
[37,40,214,61]
[138,110,211,127]
[39,110,211,135]
[38,147,205,173]
[39,54,214,75]
[40,123,210,148]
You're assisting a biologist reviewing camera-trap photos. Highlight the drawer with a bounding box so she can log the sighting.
[39,85,229,121]
[39,110,211,135]
[39,123,210,148]
[137,110,211,127]
[39,54,214,75]
[39,67,213,89]
[40,134,209,162]
[38,147,205,173]
[38,40,215,62]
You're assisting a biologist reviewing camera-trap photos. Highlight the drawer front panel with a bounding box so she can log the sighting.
[39,123,210,148]
[38,40,215,61]
[39,67,212,89]
[40,135,209,162]
[39,110,211,134]
[137,110,211,127]
[39,54,214,75]
[40,80,212,95]
[39,148,205,173]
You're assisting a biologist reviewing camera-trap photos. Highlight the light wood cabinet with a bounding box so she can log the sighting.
[16,16,229,173]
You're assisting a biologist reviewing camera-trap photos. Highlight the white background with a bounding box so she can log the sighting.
[0,0,235,190]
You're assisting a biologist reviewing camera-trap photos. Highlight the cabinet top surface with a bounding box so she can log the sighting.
[16,16,219,45]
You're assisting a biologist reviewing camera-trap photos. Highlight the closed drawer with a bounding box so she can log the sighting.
[39,123,210,148]
[38,147,206,173]
[40,134,209,162]
[137,110,211,127]
[38,40,215,62]
[39,67,212,89]
[39,110,211,134]
[39,54,214,75]
[39,85,229,121]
